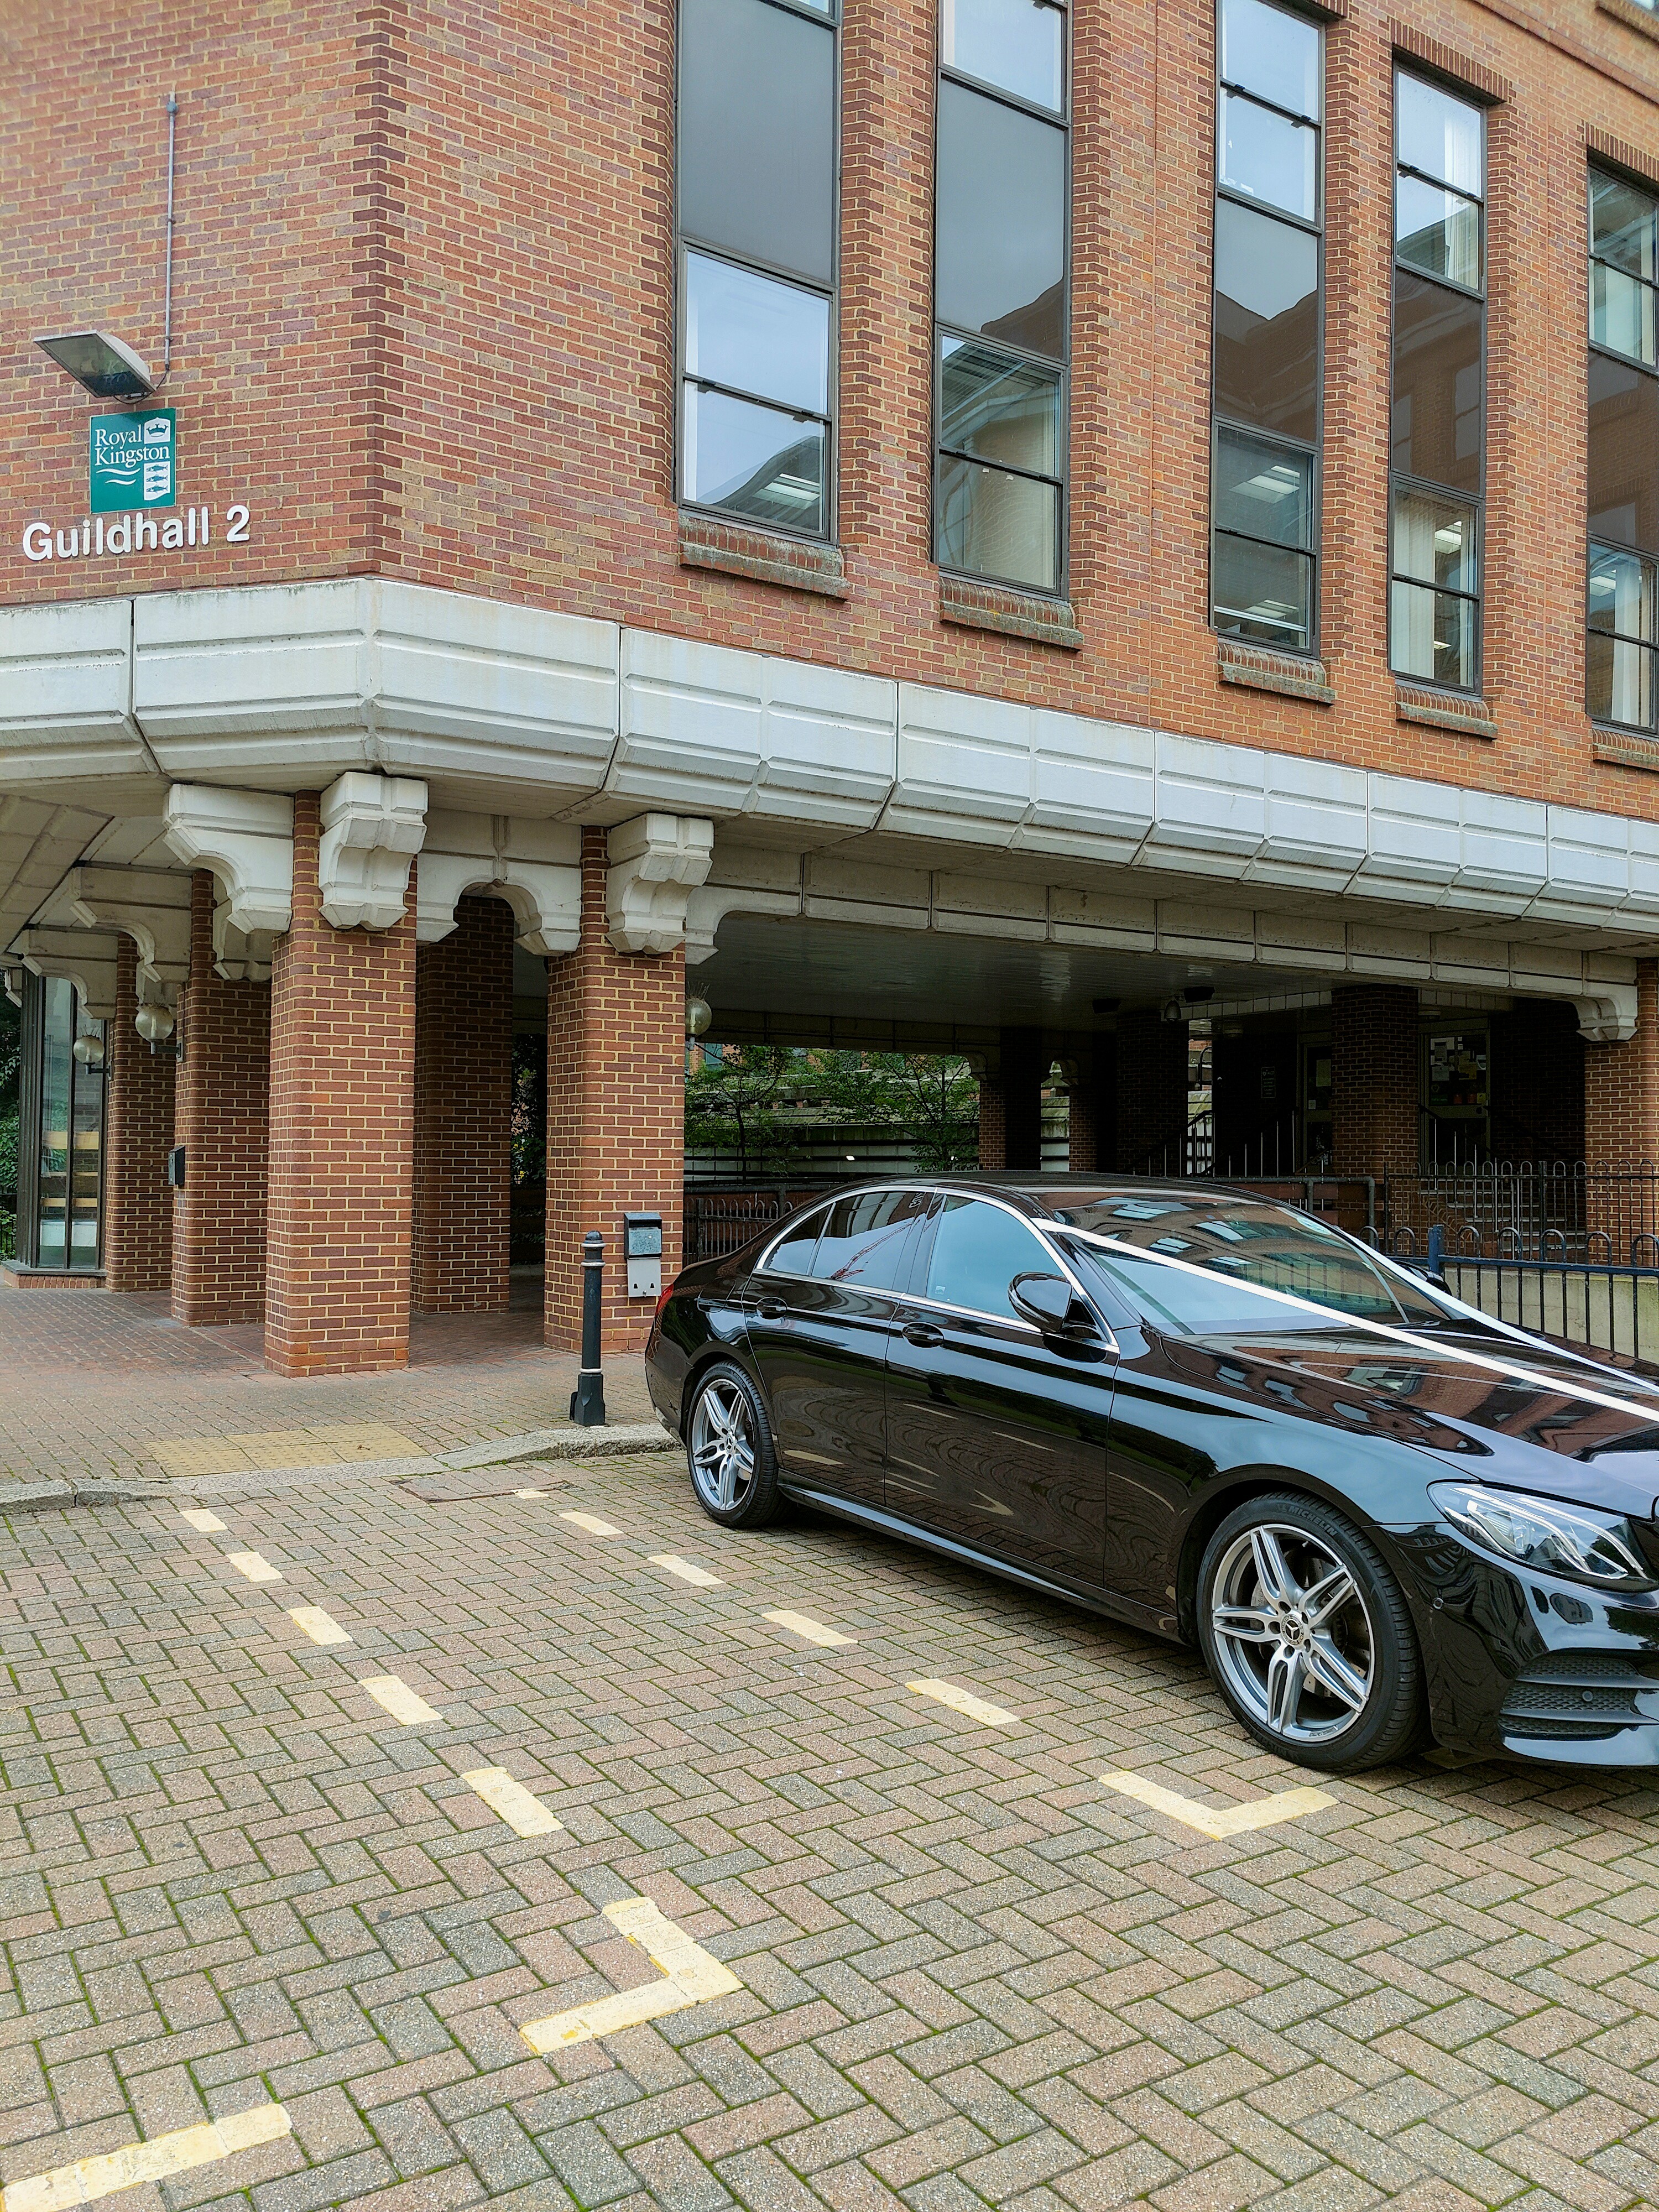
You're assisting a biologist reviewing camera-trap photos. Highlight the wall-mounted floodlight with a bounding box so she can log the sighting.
[34,330,158,399]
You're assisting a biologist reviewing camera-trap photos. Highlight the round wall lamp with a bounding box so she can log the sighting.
[135,1001,178,1054]
[71,1032,105,1068]
[686,995,713,1038]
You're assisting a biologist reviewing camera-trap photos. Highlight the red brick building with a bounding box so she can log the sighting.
[4,0,1659,1365]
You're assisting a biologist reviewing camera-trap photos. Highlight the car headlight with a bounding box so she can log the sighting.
[1428,1480,1658,1592]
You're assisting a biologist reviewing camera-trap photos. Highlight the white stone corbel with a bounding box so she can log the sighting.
[67,866,192,1002]
[684,884,803,966]
[317,771,429,930]
[13,928,122,1021]
[606,813,714,956]
[1,967,23,1008]
[1574,989,1640,1044]
[415,812,582,955]
[163,785,294,942]
[212,904,274,984]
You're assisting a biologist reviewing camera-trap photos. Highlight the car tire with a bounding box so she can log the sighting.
[1196,1491,1427,1773]
[685,1361,781,1529]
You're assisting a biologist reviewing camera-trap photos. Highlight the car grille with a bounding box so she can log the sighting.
[1501,1661,1656,1741]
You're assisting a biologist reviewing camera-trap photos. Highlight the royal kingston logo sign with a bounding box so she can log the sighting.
[18,406,254,563]
[90,408,176,511]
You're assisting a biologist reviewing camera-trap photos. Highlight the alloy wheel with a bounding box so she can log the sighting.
[1209,1522,1377,1746]
[689,1377,757,1513]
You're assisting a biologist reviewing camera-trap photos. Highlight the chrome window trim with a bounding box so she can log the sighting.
[753,1184,921,1280]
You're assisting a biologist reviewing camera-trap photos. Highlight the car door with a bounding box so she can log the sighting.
[744,1188,933,1505]
[884,1194,1116,1585]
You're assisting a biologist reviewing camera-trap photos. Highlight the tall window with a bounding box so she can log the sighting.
[1389,72,1485,690]
[1211,0,1323,655]
[1588,168,1659,732]
[934,0,1070,596]
[676,0,837,538]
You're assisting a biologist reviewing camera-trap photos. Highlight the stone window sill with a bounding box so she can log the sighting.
[1218,639,1334,704]
[1598,0,1659,43]
[1395,681,1497,739]
[679,514,848,598]
[1593,724,1659,771]
[940,575,1082,649]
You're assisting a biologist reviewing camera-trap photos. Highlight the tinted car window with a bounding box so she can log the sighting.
[923,1196,1053,1321]
[811,1190,933,1289]
[765,1205,830,1277]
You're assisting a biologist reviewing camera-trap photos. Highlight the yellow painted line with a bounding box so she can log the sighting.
[648,1554,723,1587]
[359,1675,442,1726]
[150,1423,419,1478]
[764,1609,855,1648]
[462,1766,565,1837]
[1100,1770,1334,1839]
[519,1896,742,2052]
[515,1488,548,1499]
[2,2100,290,2211]
[561,1510,622,1536]
[288,1607,352,1647]
[907,1678,1018,1727]
[225,1550,283,1585]
[179,1509,227,1533]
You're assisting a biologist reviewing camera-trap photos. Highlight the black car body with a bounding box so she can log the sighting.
[646,1176,1659,1771]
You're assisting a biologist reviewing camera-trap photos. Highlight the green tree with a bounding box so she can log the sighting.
[686,1045,801,1179]
[869,1052,979,1172]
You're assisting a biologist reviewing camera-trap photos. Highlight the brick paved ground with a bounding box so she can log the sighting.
[0,1286,655,1486]
[2,1447,1658,2210]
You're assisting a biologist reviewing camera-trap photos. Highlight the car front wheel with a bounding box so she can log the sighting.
[1197,1492,1427,1772]
[686,1362,781,1528]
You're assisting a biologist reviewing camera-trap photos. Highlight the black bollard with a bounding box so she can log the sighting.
[570,1230,607,1426]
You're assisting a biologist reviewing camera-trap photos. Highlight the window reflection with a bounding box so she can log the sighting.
[941,0,1063,112]
[1589,168,1659,731]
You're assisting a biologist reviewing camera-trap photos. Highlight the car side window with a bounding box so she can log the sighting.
[811,1188,935,1290]
[922,1196,1055,1322]
[764,1204,830,1277]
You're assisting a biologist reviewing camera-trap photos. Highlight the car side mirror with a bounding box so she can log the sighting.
[1010,1271,1099,1341]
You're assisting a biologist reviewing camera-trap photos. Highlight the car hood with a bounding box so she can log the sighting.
[1168,1322,1659,1518]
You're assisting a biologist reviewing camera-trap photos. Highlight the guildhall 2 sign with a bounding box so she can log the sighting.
[17,406,254,563]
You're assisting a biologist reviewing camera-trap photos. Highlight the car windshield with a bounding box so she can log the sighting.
[1049,1193,1449,1333]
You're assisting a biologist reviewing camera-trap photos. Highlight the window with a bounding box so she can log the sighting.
[676,0,837,538]
[1211,0,1323,654]
[935,0,1070,594]
[765,1204,830,1275]
[923,1195,1053,1321]
[1588,169,1659,733]
[1390,72,1485,690]
[810,1188,934,1287]
[15,972,105,1272]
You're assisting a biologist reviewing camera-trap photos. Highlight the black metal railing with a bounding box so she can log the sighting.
[1379,1162,1659,1266]
[1397,1251,1659,1367]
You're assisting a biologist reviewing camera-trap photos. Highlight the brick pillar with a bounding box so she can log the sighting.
[1114,1009,1188,1172]
[1491,1000,1585,1164]
[104,937,175,1295]
[1067,1041,1114,1172]
[265,795,416,1375]
[544,827,684,1353]
[1332,983,1418,1176]
[1000,1026,1045,1170]
[977,1071,1006,1169]
[413,893,514,1313]
[171,872,270,1325]
[1586,962,1659,1166]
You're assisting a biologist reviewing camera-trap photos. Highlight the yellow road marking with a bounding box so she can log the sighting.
[519,1896,742,2051]
[1100,1770,1334,1838]
[463,1766,565,1837]
[359,1675,442,1726]
[288,1607,352,1647]
[764,1609,855,1648]
[179,1509,226,1533]
[149,1423,419,1478]
[561,1511,621,1536]
[515,1488,547,1499]
[2,2100,290,2211]
[648,1554,723,1587]
[225,1551,283,1585]
[908,1678,1018,1726]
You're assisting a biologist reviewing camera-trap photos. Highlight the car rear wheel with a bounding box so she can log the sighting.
[686,1363,780,1528]
[1197,1492,1426,1772]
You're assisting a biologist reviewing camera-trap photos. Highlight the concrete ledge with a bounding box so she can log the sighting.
[1218,640,1334,705]
[162,1418,679,1496]
[1395,682,1498,740]
[679,516,849,598]
[940,577,1083,649]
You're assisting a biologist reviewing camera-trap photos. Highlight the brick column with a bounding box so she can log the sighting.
[544,827,684,1353]
[413,893,514,1313]
[977,1071,1006,1170]
[171,872,270,1325]
[265,795,416,1375]
[1000,1026,1046,1170]
[1586,962,1659,1166]
[104,937,175,1295]
[1114,1008,1188,1172]
[1066,1041,1114,1172]
[1332,983,1418,1176]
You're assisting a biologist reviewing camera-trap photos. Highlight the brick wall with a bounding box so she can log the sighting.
[104,937,175,1296]
[976,1074,1006,1171]
[544,828,683,1353]
[1332,984,1419,1177]
[171,872,270,1324]
[1114,1011,1190,1173]
[1066,1042,1114,1173]
[413,893,514,1313]
[1586,962,1659,1166]
[265,795,415,1375]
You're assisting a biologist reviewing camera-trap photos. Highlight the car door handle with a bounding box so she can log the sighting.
[902,1320,942,1347]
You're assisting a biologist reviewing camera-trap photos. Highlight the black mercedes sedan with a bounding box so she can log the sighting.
[645,1177,1659,1773]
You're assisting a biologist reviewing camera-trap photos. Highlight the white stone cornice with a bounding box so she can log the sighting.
[163,785,294,938]
[67,866,192,993]
[415,812,582,954]
[14,928,122,1020]
[212,906,274,984]
[606,813,714,955]
[317,773,427,931]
